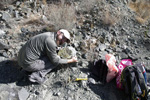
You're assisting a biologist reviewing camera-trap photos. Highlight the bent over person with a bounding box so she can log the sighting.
[18,29,78,84]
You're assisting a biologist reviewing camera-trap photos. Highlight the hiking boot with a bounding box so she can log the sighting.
[29,73,47,84]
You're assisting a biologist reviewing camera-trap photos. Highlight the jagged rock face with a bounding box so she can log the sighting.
[0,0,150,100]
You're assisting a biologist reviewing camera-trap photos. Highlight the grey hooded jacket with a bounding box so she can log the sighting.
[18,32,68,69]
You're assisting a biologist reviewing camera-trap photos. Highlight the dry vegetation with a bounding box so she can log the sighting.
[44,3,76,31]
[18,0,77,32]
[101,7,119,26]
[1,0,123,32]
[0,0,16,4]
[129,0,150,24]
[23,0,77,31]
[77,0,99,13]
[1,0,121,31]
[99,1,122,26]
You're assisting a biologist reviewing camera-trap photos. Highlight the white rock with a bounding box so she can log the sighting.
[0,30,5,38]
[18,88,29,100]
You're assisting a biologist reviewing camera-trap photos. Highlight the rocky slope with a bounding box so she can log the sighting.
[0,0,150,100]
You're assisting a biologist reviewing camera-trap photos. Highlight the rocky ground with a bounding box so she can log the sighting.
[0,0,150,100]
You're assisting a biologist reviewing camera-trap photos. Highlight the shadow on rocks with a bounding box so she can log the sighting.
[0,60,33,86]
[79,61,92,74]
[88,79,129,100]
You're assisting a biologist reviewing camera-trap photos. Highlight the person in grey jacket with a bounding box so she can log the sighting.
[18,29,78,84]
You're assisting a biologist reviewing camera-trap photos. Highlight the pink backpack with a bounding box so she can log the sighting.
[105,54,119,83]
[116,59,133,89]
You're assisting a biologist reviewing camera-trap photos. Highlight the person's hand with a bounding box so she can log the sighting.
[68,56,78,63]
[71,56,78,63]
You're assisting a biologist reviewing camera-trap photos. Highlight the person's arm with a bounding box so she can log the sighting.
[45,38,78,65]
[45,38,65,66]
[67,56,78,63]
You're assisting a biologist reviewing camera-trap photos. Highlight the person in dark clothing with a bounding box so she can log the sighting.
[18,29,78,84]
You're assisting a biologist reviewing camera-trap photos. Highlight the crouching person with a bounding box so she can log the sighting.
[18,29,78,84]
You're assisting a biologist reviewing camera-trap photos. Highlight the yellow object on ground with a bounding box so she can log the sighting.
[75,78,88,81]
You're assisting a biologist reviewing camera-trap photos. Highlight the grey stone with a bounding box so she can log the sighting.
[0,30,5,38]
[35,91,40,95]
[74,32,83,41]
[2,52,9,58]
[115,47,122,52]
[71,67,78,72]
[88,78,96,84]
[53,92,61,96]
[67,84,75,91]
[16,1,21,6]
[124,48,133,54]
[7,5,15,16]
[73,42,79,48]
[105,49,113,53]
[107,36,113,43]
[68,46,77,57]
[145,56,150,60]
[119,52,128,59]
[81,60,89,67]
[72,28,78,35]
[76,25,81,29]
[128,54,138,61]
[82,53,88,59]
[15,10,20,18]
[18,88,29,100]
[82,62,87,67]
[21,27,28,33]
[0,90,9,100]
[147,32,150,38]
[98,44,106,51]
[0,56,6,62]
[0,41,10,50]
[2,12,11,21]
[42,15,48,23]
[81,80,87,88]
[123,0,128,4]
[100,51,108,59]
[67,97,72,100]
